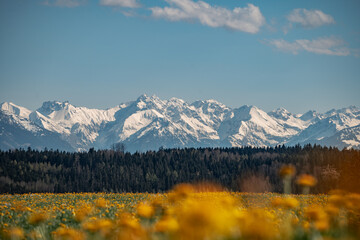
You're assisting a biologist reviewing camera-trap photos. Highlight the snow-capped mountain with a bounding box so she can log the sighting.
[0,103,73,151]
[0,95,359,152]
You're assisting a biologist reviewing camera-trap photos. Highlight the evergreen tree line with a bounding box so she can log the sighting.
[0,145,359,194]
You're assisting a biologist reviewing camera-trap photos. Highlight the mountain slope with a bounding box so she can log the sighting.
[0,111,74,151]
[286,106,360,149]
[0,96,359,152]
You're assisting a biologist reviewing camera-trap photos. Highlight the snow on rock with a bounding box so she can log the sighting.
[0,97,359,152]
[0,102,32,119]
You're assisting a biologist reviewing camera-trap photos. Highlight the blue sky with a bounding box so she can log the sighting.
[0,0,359,114]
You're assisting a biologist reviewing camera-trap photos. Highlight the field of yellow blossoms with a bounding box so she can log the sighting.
[1,166,360,240]
[1,186,359,240]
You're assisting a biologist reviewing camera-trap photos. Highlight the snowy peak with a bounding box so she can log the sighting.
[0,96,359,151]
[134,94,165,110]
[37,101,71,116]
[0,102,32,119]
[325,106,359,116]
[300,110,321,122]
[268,107,292,121]
[322,106,360,131]
[36,100,118,126]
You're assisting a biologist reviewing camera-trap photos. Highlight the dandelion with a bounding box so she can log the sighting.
[314,219,330,231]
[282,197,300,209]
[94,198,108,209]
[238,209,278,240]
[52,227,85,240]
[82,219,113,237]
[328,194,346,208]
[136,202,155,218]
[28,211,48,225]
[279,165,295,194]
[304,206,327,222]
[4,227,24,239]
[272,197,299,209]
[324,205,340,218]
[296,174,317,194]
[154,215,179,233]
[73,204,92,222]
[168,183,194,202]
[279,165,296,178]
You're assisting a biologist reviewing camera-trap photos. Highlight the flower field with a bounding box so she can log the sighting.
[1,186,359,240]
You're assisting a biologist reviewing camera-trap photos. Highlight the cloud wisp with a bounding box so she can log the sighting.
[42,0,87,7]
[287,9,335,29]
[150,0,265,34]
[266,37,354,56]
[99,0,140,8]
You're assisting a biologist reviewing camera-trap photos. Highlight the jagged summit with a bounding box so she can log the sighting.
[37,101,71,115]
[268,107,292,120]
[0,96,359,152]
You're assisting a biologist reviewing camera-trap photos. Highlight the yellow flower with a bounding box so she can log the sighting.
[302,221,310,230]
[136,202,155,218]
[4,227,24,239]
[345,193,360,211]
[168,183,194,202]
[82,219,113,237]
[324,205,340,218]
[328,194,346,208]
[73,204,92,222]
[28,211,48,225]
[116,213,145,240]
[238,209,278,240]
[296,174,317,187]
[176,196,237,239]
[154,215,179,233]
[28,230,41,240]
[271,197,284,207]
[271,197,299,209]
[282,197,300,209]
[94,198,108,208]
[304,206,327,221]
[52,227,85,240]
[279,165,296,178]
[291,216,299,226]
[315,219,330,231]
[117,213,140,230]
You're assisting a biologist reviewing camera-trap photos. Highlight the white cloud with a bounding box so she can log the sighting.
[100,0,140,8]
[267,37,353,56]
[42,0,86,7]
[287,9,335,28]
[150,0,265,34]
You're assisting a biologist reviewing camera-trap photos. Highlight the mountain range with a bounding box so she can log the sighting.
[1,94,359,152]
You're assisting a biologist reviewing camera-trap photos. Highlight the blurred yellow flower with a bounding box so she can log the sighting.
[94,198,108,208]
[304,206,327,221]
[271,197,299,209]
[74,204,92,222]
[328,194,346,208]
[315,219,330,231]
[82,219,113,237]
[52,227,85,240]
[136,202,155,218]
[154,215,179,233]
[4,227,24,239]
[28,211,48,225]
[296,174,317,187]
[117,213,141,230]
[279,165,296,178]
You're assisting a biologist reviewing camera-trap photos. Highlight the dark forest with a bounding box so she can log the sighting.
[1,145,359,194]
